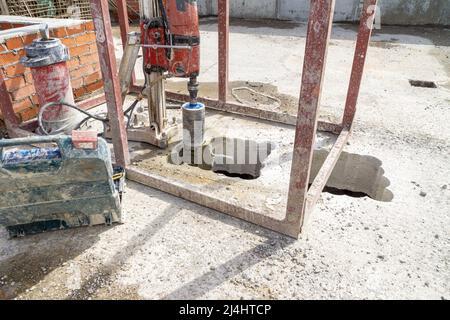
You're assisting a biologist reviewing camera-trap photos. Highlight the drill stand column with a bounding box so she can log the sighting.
[105,31,178,149]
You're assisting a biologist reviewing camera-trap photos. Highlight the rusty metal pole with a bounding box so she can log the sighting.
[116,0,137,87]
[285,0,335,235]
[342,0,378,129]
[218,0,229,104]
[89,0,130,166]
[116,0,130,49]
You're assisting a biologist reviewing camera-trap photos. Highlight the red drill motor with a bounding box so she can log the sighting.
[141,0,200,102]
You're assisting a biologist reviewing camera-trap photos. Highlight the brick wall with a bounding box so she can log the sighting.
[0,18,103,123]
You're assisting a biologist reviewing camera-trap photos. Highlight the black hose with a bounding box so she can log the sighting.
[39,96,145,135]
[38,101,108,135]
[125,99,140,129]
[158,0,172,59]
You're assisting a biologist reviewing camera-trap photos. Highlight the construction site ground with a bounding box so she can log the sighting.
[0,19,449,300]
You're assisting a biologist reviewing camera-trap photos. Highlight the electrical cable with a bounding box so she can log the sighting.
[38,101,109,135]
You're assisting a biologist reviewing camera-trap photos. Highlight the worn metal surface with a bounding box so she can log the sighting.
[306,128,350,216]
[114,1,178,149]
[26,57,81,134]
[118,32,141,102]
[0,135,121,237]
[89,0,130,167]
[116,0,131,50]
[218,0,229,104]
[285,0,335,236]
[342,0,378,129]
[77,94,107,111]
[166,91,343,134]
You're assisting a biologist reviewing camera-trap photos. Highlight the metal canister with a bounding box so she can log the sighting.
[21,26,82,134]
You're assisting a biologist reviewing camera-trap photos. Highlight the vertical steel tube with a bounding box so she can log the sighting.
[117,0,137,86]
[285,0,335,233]
[342,0,378,128]
[89,0,130,166]
[218,0,229,104]
[147,71,167,132]
[118,32,141,102]
[141,0,167,133]
[116,0,130,49]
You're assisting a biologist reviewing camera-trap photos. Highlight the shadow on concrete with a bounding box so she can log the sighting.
[68,181,294,300]
[1,181,295,300]
[163,236,294,300]
[67,203,180,299]
[0,225,112,299]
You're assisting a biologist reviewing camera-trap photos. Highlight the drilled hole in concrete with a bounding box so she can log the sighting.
[214,171,259,180]
[322,187,368,198]
[311,151,394,202]
[409,80,437,88]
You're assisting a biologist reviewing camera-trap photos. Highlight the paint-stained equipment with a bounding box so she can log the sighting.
[117,0,202,148]
[21,25,82,135]
[0,133,123,238]
[141,0,200,82]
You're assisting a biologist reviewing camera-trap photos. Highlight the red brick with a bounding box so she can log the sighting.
[11,84,35,101]
[66,25,84,36]
[74,86,87,98]
[31,94,39,105]
[50,27,67,38]
[84,21,95,31]
[4,63,27,77]
[70,64,93,79]
[71,77,83,89]
[22,33,39,46]
[13,97,33,113]
[0,22,12,30]
[92,62,100,72]
[17,49,26,59]
[79,53,99,66]
[19,106,39,122]
[75,33,96,45]
[4,76,26,92]
[89,43,98,54]
[24,72,34,84]
[84,71,102,85]
[61,37,77,48]
[69,44,91,57]
[0,51,20,65]
[85,80,104,93]
[68,57,80,71]
[5,37,23,50]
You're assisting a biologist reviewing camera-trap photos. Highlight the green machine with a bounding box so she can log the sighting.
[0,135,123,238]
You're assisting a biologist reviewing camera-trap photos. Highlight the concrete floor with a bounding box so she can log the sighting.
[0,20,449,300]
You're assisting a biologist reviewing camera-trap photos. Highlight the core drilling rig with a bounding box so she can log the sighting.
[118,0,203,149]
